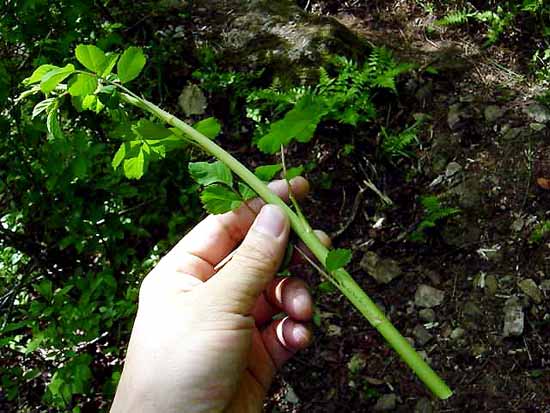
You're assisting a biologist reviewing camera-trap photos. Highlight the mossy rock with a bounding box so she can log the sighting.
[192,0,370,85]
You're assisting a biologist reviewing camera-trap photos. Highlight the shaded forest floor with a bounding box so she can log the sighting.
[263,1,550,412]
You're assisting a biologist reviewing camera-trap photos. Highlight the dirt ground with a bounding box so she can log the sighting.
[264,1,550,412]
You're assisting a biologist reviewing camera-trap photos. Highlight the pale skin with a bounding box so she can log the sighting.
[111,177,330,413]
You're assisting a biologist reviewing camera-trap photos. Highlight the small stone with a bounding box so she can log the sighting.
[511,217,525,232]
[445,161,462,178]
[419,308,436,322]
[485,274,498,296]
[518,278,543,304]
[360,252,402,284]
[540,280,550,292]
[284,385,299,404]
[503,296,524,337]
[484,105,504,122]
[373,393,397,412]
[472,343,487,356]
[524,103,550,123]
[413,324,433,346]
[415,284,445,308]
[178,84,207,116]
[447,103,463,130]
[450,327,465,340]
[414,397,433,413]
[327,324,342,336]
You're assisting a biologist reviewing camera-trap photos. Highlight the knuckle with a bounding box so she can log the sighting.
[234,239,279,274]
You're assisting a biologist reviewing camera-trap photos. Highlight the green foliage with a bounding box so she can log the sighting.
[411,196,460,241]
[250,47,414,154]
[188,161,257,214]
[436,2,549,46]
[380,118,423,161]
[530,220,550,243]
[117,47,146,83]
[255,164,283,181]
[0,3,202,410]
[326,248,353,272]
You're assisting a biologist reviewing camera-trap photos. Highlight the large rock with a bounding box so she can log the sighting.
[192,0,369,85]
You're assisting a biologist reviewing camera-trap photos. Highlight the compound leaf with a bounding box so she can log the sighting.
[326,248,352,272]
[258,95,326,154]
[75,44,106,74]
[188,161,233,187]
[200,184,242,214]
[194,117,221,139]
[254,164,282,181]
[68,74,98,97]
[117,47,146,83]
[40,64,75,93]
[23,64,59,86]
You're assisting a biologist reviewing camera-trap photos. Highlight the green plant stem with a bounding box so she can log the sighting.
[119,92,453,400]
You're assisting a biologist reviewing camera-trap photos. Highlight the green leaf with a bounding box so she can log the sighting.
[123,147,146,179]
[40,64,75,93]
[258,95,326,154]
[101,53,119,77]
[200,184,242,214]
[32,98,56,118]
[22,64,59,85]
[117,47,146,83]
[112,144,126,169]
[285,166,304,180]
[238,182,256,201]
[75,44,107,74]
[81,94,105,113]
[68,74,98,97]
[254,164,282,181]
[33,280,53,300]
[47,109,64,140]
[326,248,352,272]
[188,161,233,187]
[318,280,336,294]
[133,119,172,140]
[194,117,221,139]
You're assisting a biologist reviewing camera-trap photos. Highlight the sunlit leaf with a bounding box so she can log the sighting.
[75,44,107,74]
[40,64,75,93]
[188,161,233,187]
[22,64,59,85]
[68,74,97,97]
[32,98,56,118]
[254,164,282,181]
[117,47,146,83]
[200,184,242,214]
[123,147,146,179]
[194,117,221,139]
[257,94,326,154]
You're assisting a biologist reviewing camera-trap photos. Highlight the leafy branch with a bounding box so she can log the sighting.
[18,44,452,400]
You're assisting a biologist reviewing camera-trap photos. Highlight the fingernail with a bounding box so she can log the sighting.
[254,205,286,237]
[290,286,313,320]
[291,323,312,348]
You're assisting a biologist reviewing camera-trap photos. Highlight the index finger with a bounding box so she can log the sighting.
[161,177,310,281]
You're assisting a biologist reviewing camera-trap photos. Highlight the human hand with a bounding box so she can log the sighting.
[111,177,330,413]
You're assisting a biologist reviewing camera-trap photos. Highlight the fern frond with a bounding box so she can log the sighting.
[436,9,475,26]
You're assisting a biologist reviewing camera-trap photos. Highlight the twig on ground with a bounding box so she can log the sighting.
[331,187,367,239]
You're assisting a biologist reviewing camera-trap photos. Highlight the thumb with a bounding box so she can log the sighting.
[205,204,290,315]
